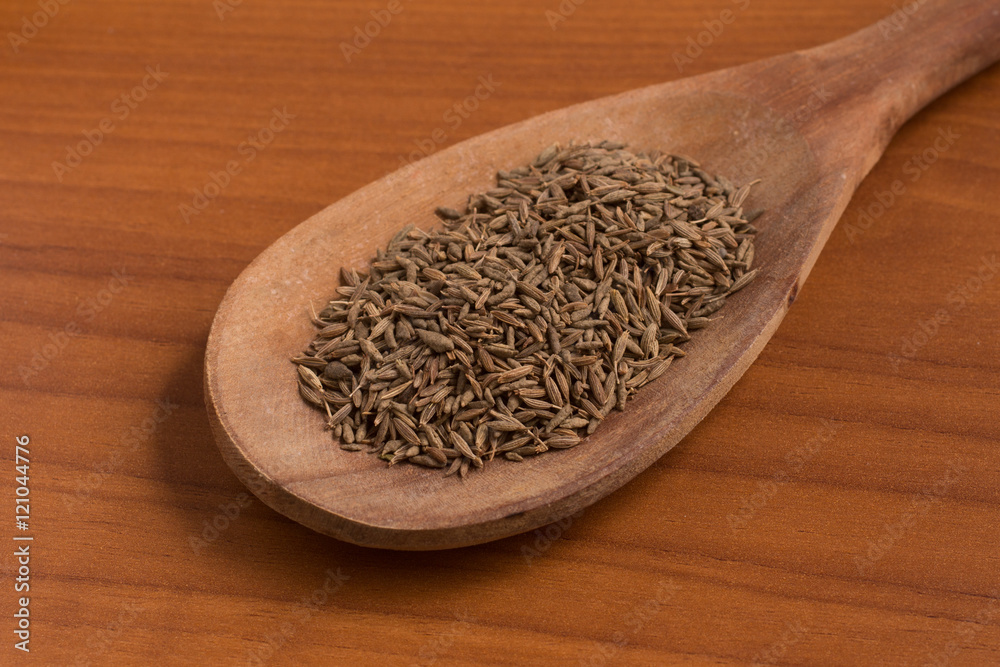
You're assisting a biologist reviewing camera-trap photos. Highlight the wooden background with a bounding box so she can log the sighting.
[1,0,998,664]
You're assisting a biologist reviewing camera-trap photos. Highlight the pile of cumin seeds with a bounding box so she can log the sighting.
[293,141,761,478]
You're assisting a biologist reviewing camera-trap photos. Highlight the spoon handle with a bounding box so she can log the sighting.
[770,0,1000,176]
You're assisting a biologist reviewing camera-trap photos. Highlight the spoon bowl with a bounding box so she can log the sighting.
[205,0,999,549]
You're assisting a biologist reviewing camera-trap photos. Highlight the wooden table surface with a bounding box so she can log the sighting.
[2,0,998,664]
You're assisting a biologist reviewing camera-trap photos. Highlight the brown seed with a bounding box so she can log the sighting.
[323,361,354,382]
[394,418,421,446]
[410,455,447,468]
[484,420,526,432]
[416,329,455,352]
[545,434,582,449]
[297,365,324,392]
[326,403,352,427]
[728,268,758,294]
[497,365,536,384]
[448,431,477,460]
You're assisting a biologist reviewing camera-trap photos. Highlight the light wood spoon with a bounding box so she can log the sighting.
[205,0,1000,549]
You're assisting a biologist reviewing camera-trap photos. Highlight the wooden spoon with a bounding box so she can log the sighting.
[205,0,1000,550]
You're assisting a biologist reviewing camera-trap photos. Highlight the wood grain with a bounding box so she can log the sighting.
[2,0,999,663]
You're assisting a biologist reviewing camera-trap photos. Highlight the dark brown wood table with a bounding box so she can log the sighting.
[2,0,998,664]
